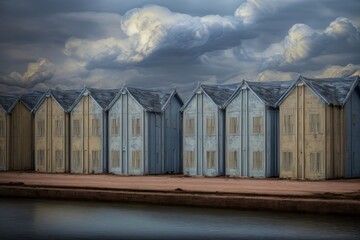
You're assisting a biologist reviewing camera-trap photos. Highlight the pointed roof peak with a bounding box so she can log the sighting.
[0,93,21,113]
[245,80,293,107]
[200,83,241,107]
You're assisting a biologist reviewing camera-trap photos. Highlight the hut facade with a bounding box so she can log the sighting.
[278,76,360,179]
[107,87,183,175]
[69,88,119,174]
[224,81,291,178]
[0,94,20,171]
[10,90,44,170]
[181,83,240,176]
[33,89,82,173]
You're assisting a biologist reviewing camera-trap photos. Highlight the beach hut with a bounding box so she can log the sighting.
[10,90,44,170]
[277,76,360,179]
[69,87,119,174]
[181,83,240,176]
[223,80,292,178]
[107,87,183,175]
[0,94,20,171]
[33,89,82,173]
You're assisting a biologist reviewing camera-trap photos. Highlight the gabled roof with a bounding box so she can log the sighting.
[181,82,241,111]
[277,75,360,106]
[69,87,120,111]
[246,80,292,107]
[50,89,83,112]
[20,90,46,112]
[85,88,119,109]
[126,87,182,113]
[0,93,21,113]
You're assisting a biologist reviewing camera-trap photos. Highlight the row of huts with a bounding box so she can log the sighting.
[0,75,359,179]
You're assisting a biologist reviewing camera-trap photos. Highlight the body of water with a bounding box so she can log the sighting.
[0,198,359,239]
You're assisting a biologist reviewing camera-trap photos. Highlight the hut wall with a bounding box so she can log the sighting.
[108,94,123,174]
[202,94,221,176]
[247,90,266,177]
[127,94,144,174]
[162,97,182,174]
[0,110,10,171]
[34,99,48,172]
[108,93,144,175]
[344,88,360,178]
[50,98,68,173]
[146,113,161,174]
[225,90,242,177]
[265,107,279,177]
[280,85,329,179]
[183,91,222,176]
[324,105,344,179]
[10,102,33,170]
[225,89,273,178]
[71,96,104,174]
[35,97,69,173]
[183,96,197,175]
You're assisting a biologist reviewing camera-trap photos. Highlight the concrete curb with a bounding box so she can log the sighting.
[0,185,359,215]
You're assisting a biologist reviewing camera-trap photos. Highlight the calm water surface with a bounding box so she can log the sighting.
[0,198,359,240]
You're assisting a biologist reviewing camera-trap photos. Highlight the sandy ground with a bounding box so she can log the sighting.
[0,172,359,198]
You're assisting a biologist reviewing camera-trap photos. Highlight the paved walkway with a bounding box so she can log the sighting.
[1,172,359,197]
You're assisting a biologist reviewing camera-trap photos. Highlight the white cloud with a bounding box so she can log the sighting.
[234,0,297,24]
[64,5,256,69]
[316,63,360,78]
[254,17,360,67]
[0,58,55,88]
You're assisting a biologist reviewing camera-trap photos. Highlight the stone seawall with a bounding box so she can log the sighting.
[1,184,359,215]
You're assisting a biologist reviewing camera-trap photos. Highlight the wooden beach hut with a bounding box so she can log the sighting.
[33,89,82,173]
[10,90,44,170]
[69,87,119,174]
[107,87,183,175]
[278,76,360,179]
[223,80,292,178]
[0,94,20,171]
[181,83,240,176]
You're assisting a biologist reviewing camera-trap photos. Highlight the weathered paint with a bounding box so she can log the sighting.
[9,101,33,170]
[183,90,224,176]
[34,95,69,173]
[108,88,183,175]
[162,96,182,173]
[0,109,11,171]
[225,88,278,178]
[108,92,144,174]
[344,86,360,178]
[279,79,360,179]
[70,94,105,174]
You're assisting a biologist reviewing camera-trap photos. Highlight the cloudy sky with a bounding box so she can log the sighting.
[1,0,360,98]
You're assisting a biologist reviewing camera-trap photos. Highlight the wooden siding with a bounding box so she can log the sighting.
[344,88,360,178]
[9,102,33,170]
[34,97,69,173]
[0,110,10,171]
[109,91,182,175]
[225,89,278,178]
[183,90,224,176]
[279,84,346,179]
[108,92,144,174]
[70,95,104,174]
[162,97,182,173]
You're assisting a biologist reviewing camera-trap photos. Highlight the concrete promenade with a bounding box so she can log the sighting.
[0,172,359,215]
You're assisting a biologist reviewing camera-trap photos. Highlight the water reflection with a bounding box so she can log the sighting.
[0,198,359,240]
